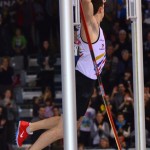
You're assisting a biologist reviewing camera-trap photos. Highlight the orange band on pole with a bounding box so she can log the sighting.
[80,2,122,150]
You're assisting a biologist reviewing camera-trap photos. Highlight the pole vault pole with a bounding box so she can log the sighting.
[126,0,146,149]
[79,3,122,150]
[59,0,78,150]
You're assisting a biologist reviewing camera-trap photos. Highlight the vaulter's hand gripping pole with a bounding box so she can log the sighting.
[80,2,122,150]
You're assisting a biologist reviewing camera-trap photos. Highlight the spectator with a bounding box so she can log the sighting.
[31,105,49,150]
[143,1,150,26]
[110,112,131,148]
[12,28,27,55]
[91,112,110,147]
[101,0,115,35]
[32,96,40,117]
[45,0,59,48]
[104,94,116,120]
[51,105,63,149]
[0,105,7,150]
[31,104,46,122]
[0,12,12,56]
[13,0,33,50]
[118,132,127,149]
[118,50,132,81]
[0,88,18,150]
[112,21,121,36]
[118,93,134,125]
[110,83,126,114]
[116,0,127,29]
[78,143,85,150]
[102,44,119,93]
[39,86,53,104]
[120,71,133,90]
[37,40,56,96]
[0,57,14,95]
[114,29,131,58]
[33,0,48,48]
[52,106,61,116]
[79,101,96,148]
[144,85,150,98]
[98,136,110,149]
[44,98,53,118]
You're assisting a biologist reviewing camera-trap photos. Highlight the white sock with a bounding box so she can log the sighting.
[26,123,33,135]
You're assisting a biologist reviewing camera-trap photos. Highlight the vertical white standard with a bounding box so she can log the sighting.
[126,0,146,149]
[59,0,78,150]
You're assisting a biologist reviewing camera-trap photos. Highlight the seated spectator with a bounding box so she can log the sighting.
[44,98,54,118]
[102,44,119,93]
[39,86,53,104]
[104,94,117,121]
[0,12,12,56]
[110,83,126,114]
[114,30,131,58]
[79,101,96,148]
[118,50,132,80]
[0,57,14,95]
[53,106,61,116]
[112,21,121,36]
[37,40,56,96]
[91,112,110,147]
[144,85,150,98]
[51,106,63,149]
[12,28,27,55]
[32,96,40,117]
[31,105,49,150]
[31,105,46,123]
[118,132,127,149]
[78,143,84,150]
[0,88,18,149]
[0,105,7,150]
[120,71,133,93]
[118,93,134,125]
[110,112,131,148]
[98,136,110,149]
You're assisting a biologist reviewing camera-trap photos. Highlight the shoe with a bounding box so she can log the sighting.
[16,121,30,147]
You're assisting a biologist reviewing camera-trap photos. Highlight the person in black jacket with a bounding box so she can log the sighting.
[0,57,14,96]
[37,40,56,97]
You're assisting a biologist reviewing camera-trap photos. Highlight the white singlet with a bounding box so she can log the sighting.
[75,26,106,80]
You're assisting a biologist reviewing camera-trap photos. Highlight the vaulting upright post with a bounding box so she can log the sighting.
[126,0,146,149]
[59,0,78,150]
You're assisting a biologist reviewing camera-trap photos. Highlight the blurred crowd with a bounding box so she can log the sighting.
[0,0,149,149]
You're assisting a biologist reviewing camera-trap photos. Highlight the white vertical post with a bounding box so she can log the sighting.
[73,0,81,25]
[59,0,78,150]
[126,0,146,149]
[131,22,146,150]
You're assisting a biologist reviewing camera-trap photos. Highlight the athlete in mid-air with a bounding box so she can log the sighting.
[16,0,106,149]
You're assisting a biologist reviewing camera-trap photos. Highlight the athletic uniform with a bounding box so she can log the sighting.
[75,26,106,119]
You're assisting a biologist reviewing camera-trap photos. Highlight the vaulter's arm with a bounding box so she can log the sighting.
[81,0,94,25]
